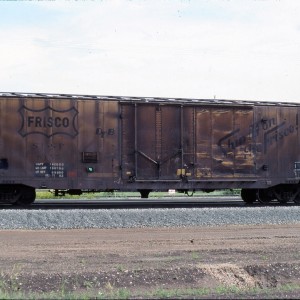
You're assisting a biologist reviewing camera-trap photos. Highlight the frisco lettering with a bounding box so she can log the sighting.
[27,116,70,128]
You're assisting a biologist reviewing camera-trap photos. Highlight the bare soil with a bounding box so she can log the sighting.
[1,224,300,298]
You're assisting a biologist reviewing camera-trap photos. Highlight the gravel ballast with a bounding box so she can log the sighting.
[1,206,300,229]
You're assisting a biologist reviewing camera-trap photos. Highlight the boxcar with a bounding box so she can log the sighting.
[0,92,300,205]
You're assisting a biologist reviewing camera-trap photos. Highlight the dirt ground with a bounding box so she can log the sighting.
[1,224,300,298]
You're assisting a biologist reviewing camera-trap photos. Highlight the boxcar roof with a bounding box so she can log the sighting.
[0,92,299,107]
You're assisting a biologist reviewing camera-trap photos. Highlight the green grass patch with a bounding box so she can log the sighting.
[36,189,241,199]
[2,283,300,300]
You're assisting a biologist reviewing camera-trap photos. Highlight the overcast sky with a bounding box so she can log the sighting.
[0,0,300,102]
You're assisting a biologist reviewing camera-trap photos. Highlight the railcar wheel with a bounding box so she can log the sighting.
[277,198,289,204]
[257,189,273,204]
[241,189,257,204]
[15,186,36,206]
[274,187,298,204]
[276,191,290,204]
[0,185,21,204]
[294,195,300,204]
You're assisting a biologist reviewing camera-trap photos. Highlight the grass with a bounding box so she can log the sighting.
[1,280,300,300]
[116,264,127,272]
[149,287,211,298]
[0,264,22,295]
[191,251,201,260]
[0,268,300,300]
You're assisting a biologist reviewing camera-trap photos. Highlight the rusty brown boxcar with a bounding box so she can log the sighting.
[0,92,300,205]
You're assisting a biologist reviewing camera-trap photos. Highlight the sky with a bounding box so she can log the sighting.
[0,0,300,102]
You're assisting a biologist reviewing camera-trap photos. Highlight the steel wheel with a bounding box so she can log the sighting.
[276,191,290,204]
[294,195,300,204]
[241,189,257,204]
[274,187,298,204]
[257,189,273,204]
[15,186,36,205]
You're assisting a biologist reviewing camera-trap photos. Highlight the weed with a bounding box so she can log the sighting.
[152,288,177,298]
[280,283,300,292]
[83,280,93,290]
[150,287,211,298]
[1,283,300,299]
[215,285,242,295]
[152,255,182,263]
[116,264,126,272]
[261,255,269,261]
[0,264,23,295]
[114,288,131,299]
[99,282,131,300]
[105,281,114,293]
[191,251,200,260]
[59,277,67,298]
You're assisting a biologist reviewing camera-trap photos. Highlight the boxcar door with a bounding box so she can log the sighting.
[121,103,182,180]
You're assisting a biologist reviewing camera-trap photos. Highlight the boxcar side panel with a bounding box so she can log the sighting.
[0,97,121,190]
[253,106,278,181]
[195,108,212,178]
[22,97,79,189]
[276,106,299,180]
[253,106,299,183]
[136,104,157,179]
[182,106,196,179]
[160,105,182,179]
[232,108,255,176]
[196,107,255,179]
[0,98,26,181]
[212,108,235,177]
[77,100,119,189]
[121,104,135,180]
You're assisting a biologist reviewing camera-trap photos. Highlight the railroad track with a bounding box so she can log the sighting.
[0,196,300,230]
[1,196,299,210]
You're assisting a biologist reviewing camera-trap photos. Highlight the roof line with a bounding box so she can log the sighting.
[0,92,298,107]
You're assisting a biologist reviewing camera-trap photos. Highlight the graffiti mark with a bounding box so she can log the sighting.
[263,122,296,154]
[217,129,241,156]
[249,118,276,138]
[218,117,297,156]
